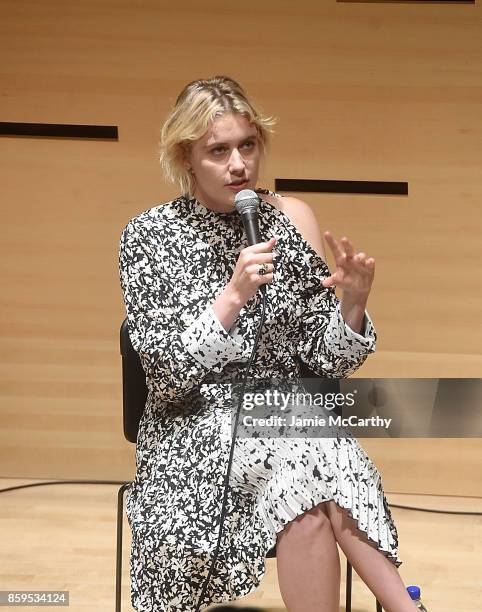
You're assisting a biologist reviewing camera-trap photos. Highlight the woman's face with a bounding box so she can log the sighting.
[187,112,261,212]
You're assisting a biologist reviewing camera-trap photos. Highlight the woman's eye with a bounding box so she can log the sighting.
[242,140,255,150]
[211,146,227,155]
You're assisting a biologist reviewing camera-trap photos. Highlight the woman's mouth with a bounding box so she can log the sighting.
[226,180,249,192]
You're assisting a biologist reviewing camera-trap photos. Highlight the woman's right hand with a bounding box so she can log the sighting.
[227,237,277,305]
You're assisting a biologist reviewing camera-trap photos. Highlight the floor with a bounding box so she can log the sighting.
[0,478,480,611]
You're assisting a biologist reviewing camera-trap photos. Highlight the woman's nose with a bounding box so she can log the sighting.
[228,148,246,173]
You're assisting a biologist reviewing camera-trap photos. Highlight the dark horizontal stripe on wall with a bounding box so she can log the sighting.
[338,0,474,3]
[0,122,118,139]
[275,179,408,196]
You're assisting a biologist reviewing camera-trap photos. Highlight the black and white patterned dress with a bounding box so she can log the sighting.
[118,190,402,612]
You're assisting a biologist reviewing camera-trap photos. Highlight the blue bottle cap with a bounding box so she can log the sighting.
[407,585,421,600]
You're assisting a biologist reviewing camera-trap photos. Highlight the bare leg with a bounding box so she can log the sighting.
[323,500,417,612]
[276,503,340,612]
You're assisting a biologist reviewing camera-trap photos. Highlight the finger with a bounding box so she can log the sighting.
[341,236,356,258]
[349,261,370,281]
[354,253,376,273]
[245,237,277,254]
[322,274,338,287]
[249,263,275,276]
[323,231,345,261]
[354,252,367,265]
[249,252,277,264]
[257,271,274,285]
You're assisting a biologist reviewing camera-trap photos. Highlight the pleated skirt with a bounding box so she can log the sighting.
[229,432,402,567]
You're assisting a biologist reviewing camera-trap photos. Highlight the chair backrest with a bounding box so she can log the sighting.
[120,319,148,443]
[119,318,342,444]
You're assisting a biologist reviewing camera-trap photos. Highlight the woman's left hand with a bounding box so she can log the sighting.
[321,231,375,298]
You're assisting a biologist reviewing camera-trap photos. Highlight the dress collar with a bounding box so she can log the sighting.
[181,194,243,224]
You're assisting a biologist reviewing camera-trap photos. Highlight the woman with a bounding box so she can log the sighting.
[119,76,417,611]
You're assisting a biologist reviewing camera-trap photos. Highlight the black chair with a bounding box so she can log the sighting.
[116,318,383,612]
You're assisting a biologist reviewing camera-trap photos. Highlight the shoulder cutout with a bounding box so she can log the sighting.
[267,195,327,261]
[260,192,283,212]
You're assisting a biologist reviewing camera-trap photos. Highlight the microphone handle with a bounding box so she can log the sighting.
[241,210,266,295]
[242,210,262,246]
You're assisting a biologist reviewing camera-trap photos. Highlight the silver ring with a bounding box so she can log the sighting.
[258,263,269,276]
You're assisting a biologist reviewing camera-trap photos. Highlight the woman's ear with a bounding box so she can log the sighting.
[181,142,192,172]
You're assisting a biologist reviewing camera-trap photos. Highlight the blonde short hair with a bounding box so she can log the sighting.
[159,76,276,196]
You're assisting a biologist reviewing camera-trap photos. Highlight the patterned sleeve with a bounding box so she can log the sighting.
[119,220,246,402]
[297,258,377,378]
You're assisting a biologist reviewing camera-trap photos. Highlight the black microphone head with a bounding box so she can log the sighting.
[234,189,260,215]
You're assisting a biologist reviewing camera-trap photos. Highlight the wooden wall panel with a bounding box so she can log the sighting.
[0,0,480,493]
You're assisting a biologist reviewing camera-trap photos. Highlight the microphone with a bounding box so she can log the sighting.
[234,189,266,295]
[234,189,262,245]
